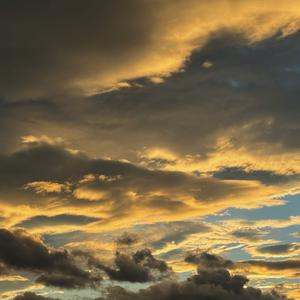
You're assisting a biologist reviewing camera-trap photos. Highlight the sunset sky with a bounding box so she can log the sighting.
[1,1,300,299]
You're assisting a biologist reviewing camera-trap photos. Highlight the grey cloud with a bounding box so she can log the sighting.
[185,251,235,269]
[213,167,299,185]
[254,243,300,256]
[100,268,289,300]
[231,228,268,242]
[75,248,172,283]
[0,29,300,162]
[185,251,300,274]
[116,232,140,247]
[15,214,101,229]
[149,221,211,249]
[36,273,99,290]
[243,259,300,271]
[13,293,57,300]
[0,228,100,289]
[0,0,158,100]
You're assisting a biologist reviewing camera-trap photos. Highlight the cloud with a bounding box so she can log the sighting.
[15,214,101,229]
[0,139,285,232]
[231,228,268,242]
[2,0,300,100]
[243,259,300,271]
[182,251,300,280]
[1,29,300,185]
[213,167,299,185]
[36,273,98,290]
[185,251,235,269]
[10,252,296,299]
[0,228,100,289]
[100,267,289,300]
[116,232,140,247]
[75,248,172,283]
[13,292,57,300]
[24,181,70,194]
[248,243,300,258]
[292,232,300,238]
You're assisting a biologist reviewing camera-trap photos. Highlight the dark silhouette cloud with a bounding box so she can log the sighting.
[244,259,300,271]
[13,293,57,300]
[75,248,172,283]
[185,251,300,275]
[0,228,100,289]
[100,268,289,300]
[213,167,300,185]
[116,232,140,246]
[185,251,235,269]
[11,251,296,299]
[36,273,99,290]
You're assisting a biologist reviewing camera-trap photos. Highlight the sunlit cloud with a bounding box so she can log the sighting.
[1,1,300,298]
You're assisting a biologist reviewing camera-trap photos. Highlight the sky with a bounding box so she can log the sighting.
[1,1,300,299]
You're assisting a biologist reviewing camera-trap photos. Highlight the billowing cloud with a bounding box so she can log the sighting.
[74,248,172,283]
[0,228,100,289]
[185,251,235,269]
[99,267,289,300]
[248,243,300,258]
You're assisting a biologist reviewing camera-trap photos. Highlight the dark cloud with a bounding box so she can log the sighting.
[36,273,99,290]
[3,0,298,102]
[116,232,139,247]
[243,259,300,271]
[231,228,267,242]
[213,167,300,185]
[0,228,100,289]
[11,252,296,300]
[15,214,101,229]
[86,248,172,283]
[185,251,235,269]
[185,251,300,275]
[254,243,300,256]
[0,0,159,100]
[100,268,289,300]
[13,293,57,300]
[150,221,211,249]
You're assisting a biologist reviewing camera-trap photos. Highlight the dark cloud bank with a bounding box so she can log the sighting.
[13,268,290,300]
[0,230,294,299]
[0,228,100,289]
[0,228,170,289]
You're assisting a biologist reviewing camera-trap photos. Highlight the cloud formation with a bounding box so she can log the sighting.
[100,267,288,300]
[2,0,300,100]
[0,138,287,232]
[0,228,100,289]
[1,1,300,298]
[13,293,57,300]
